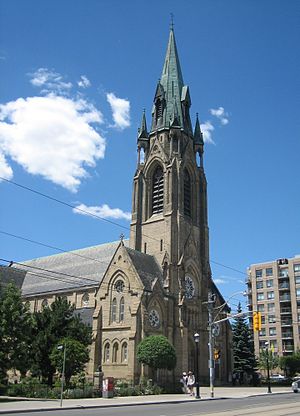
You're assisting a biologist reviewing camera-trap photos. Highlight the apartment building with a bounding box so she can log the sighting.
[247,255,300,357]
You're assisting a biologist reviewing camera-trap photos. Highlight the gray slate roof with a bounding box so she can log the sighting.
[75,307,94,327]
[19,241,125,296]
[126,247,163,291]
[0,265,26,290]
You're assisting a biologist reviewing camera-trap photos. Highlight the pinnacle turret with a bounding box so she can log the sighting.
[194,113,204,146]
[138,109,148,140]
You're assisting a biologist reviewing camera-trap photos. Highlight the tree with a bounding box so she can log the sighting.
[258,349,279,373]
[232,303,257,384]
[0,282,33,381]
[279,352,300,377]
[137,335,176,379]
[31,297,92,385]
[50,338,90,387]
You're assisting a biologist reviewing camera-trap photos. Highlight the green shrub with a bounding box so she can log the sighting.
[7,379,50,398]
[6,376,98,399]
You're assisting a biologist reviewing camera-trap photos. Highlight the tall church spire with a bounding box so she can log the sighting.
[151,28,192,134]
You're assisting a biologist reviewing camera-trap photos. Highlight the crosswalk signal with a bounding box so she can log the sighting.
[214,349,221,361]
[253,311,262,331]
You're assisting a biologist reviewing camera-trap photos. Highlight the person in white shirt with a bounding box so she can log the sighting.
[187,371,195,396]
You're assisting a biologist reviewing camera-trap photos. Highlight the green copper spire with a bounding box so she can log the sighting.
[151,28,192,134]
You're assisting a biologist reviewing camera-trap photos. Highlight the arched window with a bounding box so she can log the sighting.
[104,343,110,362]
[119,297,125,322]
[41,299,48,308]
[111,298,117,322]
[112,342,119,363]
[121,342,128,362]
[184,169,191,217]
[152,166,164,214]
[81,292,89,308]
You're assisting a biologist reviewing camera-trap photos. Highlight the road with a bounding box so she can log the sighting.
[4,393,299,416]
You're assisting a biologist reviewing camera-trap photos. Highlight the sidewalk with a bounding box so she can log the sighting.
[0,386,292,414]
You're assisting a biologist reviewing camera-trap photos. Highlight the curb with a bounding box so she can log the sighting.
[0,391,292,414]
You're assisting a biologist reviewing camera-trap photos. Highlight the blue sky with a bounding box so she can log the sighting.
[0,0,299,309]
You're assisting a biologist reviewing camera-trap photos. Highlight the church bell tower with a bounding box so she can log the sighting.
[130,27,210,295]
[129,30,213,376]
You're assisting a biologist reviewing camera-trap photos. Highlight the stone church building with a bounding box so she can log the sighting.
[5,28,232,385]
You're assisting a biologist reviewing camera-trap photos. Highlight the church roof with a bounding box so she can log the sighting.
[126,247,163,291]
[75,307,94,327]
[19,240,126,296]
[0,265,26,290]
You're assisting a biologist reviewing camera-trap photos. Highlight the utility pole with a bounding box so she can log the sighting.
[58,343,67,408]
[204,290,249,399]
[207,291,215,398]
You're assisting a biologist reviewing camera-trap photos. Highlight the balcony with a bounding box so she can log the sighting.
[279,295,291,302]
[278,274,289,280]
[283,344,294,353]
[278,283,290,290]
[280,307,292,314]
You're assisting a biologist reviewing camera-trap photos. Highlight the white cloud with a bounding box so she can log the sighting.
[78,75,91,89]
[213,278,227,285]
[210,106,229,125]
[0,151,13,180]
[106,92,130,130]
[29,68,72,94]
[200,121,215,144]
[73,203,131,221]
[0,95,105,192]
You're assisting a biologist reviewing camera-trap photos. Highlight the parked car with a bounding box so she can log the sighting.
[292,379,300,393]
[269,374,287,382]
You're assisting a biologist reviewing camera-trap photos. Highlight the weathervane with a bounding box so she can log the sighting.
[170,13,174,30]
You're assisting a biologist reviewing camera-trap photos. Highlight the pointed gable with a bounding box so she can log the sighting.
[126,247,163,291]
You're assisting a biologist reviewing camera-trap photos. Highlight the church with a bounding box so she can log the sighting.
[3,27,232,385]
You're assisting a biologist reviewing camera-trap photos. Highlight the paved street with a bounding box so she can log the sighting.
[0,387,297,416]
[1,394,299,416]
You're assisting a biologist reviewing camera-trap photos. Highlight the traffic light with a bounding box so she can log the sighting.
[253,311,262,331]
[214,349,221,361]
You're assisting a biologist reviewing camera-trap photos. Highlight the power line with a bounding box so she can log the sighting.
[0,176,160,245]
[0,228,249,283]
[0,257,158,296]
[0,257,98,284]
[0,230,113,267]
[0,176,250,278]
[210,259,247,276]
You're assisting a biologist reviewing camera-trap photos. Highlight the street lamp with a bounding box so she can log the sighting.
[57,343,67,407]
[264,341,272,394]
[193,332,201,399]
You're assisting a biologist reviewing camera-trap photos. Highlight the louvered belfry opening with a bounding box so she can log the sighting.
[152,166,164,214]
[184,169,191,217]
[156,99,163,123]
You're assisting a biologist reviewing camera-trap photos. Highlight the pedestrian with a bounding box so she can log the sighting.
[180,371,188,393]
[232,372,236,386]
[187,371,195,396]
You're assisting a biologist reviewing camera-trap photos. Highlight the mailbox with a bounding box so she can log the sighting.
[102,377,114,398]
